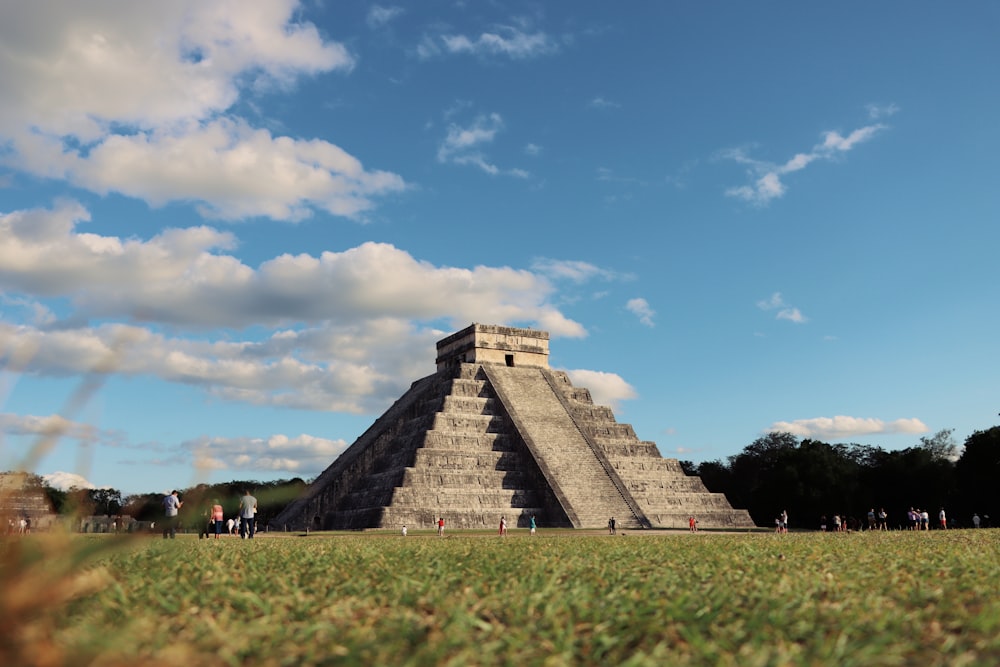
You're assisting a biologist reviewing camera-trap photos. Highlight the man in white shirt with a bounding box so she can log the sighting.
[238,489,258,539]
[162,490,183,539]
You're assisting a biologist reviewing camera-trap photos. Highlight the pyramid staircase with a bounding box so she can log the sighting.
[544,370,755,529]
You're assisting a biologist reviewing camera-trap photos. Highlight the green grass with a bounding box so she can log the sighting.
[6,529,1000,666]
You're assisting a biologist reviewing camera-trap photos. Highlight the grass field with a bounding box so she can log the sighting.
[3,528,1000,666]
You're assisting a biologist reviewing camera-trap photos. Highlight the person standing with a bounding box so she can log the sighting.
[499,516,507,537]
[211,499,225,539]
[529,515,536,536]
[162,490,183,539]
[238,489,257,539]
[938,507,947,530]
[608,517,616,535]
[199,502,212,539]
[401,524,407,537]
[437,517,445,537]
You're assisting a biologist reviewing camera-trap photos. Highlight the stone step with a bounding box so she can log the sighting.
[645,510,757,530]
[624,477,711,494]
[358,468,408,491]
[589,437,654,446]
[545,370,572,386]
[329,507,386,529]
[412,449,525,471]
[400,468,533,488]
[448,381,489,398]
[609,458,689,475]
[388,487,544,508]
[568,405,617,422]
[338,489,395,510]
[421,432,516,452]
[339,482,545,513]
[440,395,495,415]
[594,441,662,457]
[391,413,438,437]
[430,413,506,433]
[380,507,551,530]
[560,388,594,403]
[584,423,638,439]
[636,492,743,511]
[454,363,484,381]
[574,512,642,530]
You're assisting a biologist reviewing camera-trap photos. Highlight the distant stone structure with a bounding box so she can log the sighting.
[0,472,58,531]
[273,324,754,531]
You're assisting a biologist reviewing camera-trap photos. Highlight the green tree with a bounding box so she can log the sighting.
[724,432,800,525]
[122,493,164,521]
[88,488,124,516]
[919,429,960,462]
[955,427,1000,522]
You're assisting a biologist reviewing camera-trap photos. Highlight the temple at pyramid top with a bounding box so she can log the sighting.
[273,324,754,532]
[436,323,550,370]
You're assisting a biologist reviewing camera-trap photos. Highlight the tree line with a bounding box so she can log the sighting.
[7,475,306,532]
[120,479,308,530]
[8,424,999,532]
[681,426,1000,530]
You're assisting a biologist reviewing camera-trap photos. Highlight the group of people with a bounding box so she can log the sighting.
[816,507,988,531]
[821,510,887,532]
[904,507,953,530]
[161,489,259,539]
[5,517,31,534]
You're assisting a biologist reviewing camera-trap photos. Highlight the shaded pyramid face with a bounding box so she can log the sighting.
[272,325,755,531]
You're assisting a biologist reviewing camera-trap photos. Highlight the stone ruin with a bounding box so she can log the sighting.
[273,324,755,531]
[0,472,58,531]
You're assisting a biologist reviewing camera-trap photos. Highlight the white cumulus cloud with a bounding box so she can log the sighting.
[0,1,404,221]
[42,471,101,491]
[767,416,929,440]
[0,412,107,443]
[0,201,585,334]
[564,369,637,411]
[186,433,349,477]
[0,201,598,414]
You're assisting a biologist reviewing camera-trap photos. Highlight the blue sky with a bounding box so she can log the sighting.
[1,2,997,495]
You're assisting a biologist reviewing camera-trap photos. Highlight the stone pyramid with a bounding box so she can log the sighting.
[272,324,754,531]
[0,472,56,528]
